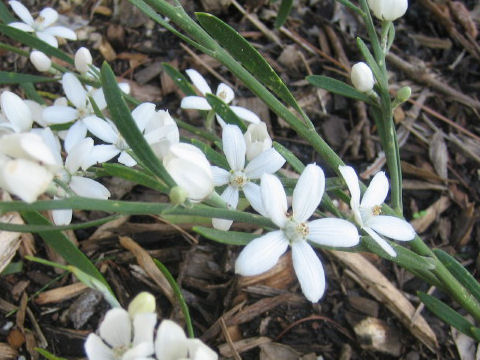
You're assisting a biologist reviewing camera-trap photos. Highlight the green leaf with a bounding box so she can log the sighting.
[100,62,176,188]
[356,37,383,84]
[434,249,480,303]
[273,141,305,173]
[1,261,23,276]
[0,2,15,24]
[195,12,303,114]
[21,83,45,104]
[0,24,73,64]
[191,138,229,169]
[0,71,55,84]
[21,211,112,291]
[274,0,293,28]
[162,63,197,96]
[35,348,68,360]
[101,163,168,193]
[176,118,220,143]
[205,93,247,131]
[307,75,372,103]
[418,292,480,341]
[194,226,257,245]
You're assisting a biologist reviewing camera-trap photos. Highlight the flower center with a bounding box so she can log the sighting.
[228,170,247,189]
[283,217,309,244]
[115,136,129,150]
[359,205,382,225]
[218,90,228,101]
[112,345,130,360]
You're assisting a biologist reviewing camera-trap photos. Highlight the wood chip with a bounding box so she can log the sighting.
[218,336,271,358]
[260,342,302,360]
[0,343,17,359]
[35,282,88,305]
[0,211,23,274]
[411,196,451,233]
[429,131,449,179]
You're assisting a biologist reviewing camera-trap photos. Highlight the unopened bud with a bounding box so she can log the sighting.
[30,51,51,72]
[128,292,156,317]
[351,62,375,93]
[396,86,411,103]
[74,47,93,73]
[367,0,408,21]
[169,186,188,206]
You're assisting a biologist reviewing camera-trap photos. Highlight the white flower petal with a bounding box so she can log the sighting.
[211,217,233,232]
[235,231,288,276]
[366,215,415,241]
[63,73,87,110]
[84,116,118,144]
[133,313,157,346]
[211,166,229,186]
[222,124,245,171]
[9,1,33,25]
[8,22,33,32]
[244,122,272,161]
[118,151,137,167]
[291,241,325,302]
[243,182,267,217]
[42,26,77,40]
[230,106,261,124]
[123,343,154,360]
[132,102,155,133]
[180,96,211,111]
[70,176,110,199]
[216,83,234,104]
[36,31,58,47]
[42,105,78,124]
[292,164,324,222]
[261,174,287,228]
[212,185,238,230]
[361,171,389,208]
[338,165,361,210]
[307,218,360,247]
[32,127,62,166]
[186,339,218,360]
[52,208,73,226]
[38,7,58,28]
[66,137,94,173]
[64,120,87,153]
[0,133,57,166]
[363,226,397,257]
[84,333,115,360]
[155,320,188,360]
[244,148,285,179]
[91,88,107,111]
[186,69,212,95]
[98,308,131,348]
[1,91,32,132]
[88,145,121,166]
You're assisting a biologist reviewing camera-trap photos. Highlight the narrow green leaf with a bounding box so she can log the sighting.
[69,266,120,307]
[356,37,383,84]
[195,12,302,114]
[0,24,73,64]
[101,163,168,193]
[35,348,68,360]
[21,83,45,104]
[418,292,480,341]
[434,249,480,303]
[162,63,197,96]
[1,261,23,276]
[205,93,247,131]
[274,0,293,28]
[0,71,55,84]
[100,62,175,188]
[273,141,305,173]
[176,118,220,143]
[21,211,111,290]
[0,2,15,24]
[307,75,373,103]
[194,226,256,245]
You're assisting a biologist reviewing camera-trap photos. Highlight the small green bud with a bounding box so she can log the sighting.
[128,292,156,317]
[169,186,188,205]
[396,86,411,103]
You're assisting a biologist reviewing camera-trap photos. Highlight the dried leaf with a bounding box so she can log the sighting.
[429,131,448,179]
[411,196,451,233]
[260,342,301,360]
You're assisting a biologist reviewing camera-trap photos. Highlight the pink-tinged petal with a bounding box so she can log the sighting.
[70,176,110,199]
[243,182,267,217]
[363,227,397,257]
[118,151,137,167]
[9,1,33,25]
[222,124,246,171]
[87,145,120,166]
[211,166,229,186]
[361,171,389,208]
[185,69,212,95]
[216,83,234,104]
[52,208,73,226]
[1,91,32,132]
[131,102,155,132]
[366,215,415,241]
[338,165,361,210]
[307,218,359,247]
[180,96,211,111]
[244,148,285,179]
[98,308,131,348]
[36,32,58,47]
[84,333,115,360]
[63,73,87,109]
[42,105,78,124]
[230,106,261,124]
[65,137,94,173]
[155,320,188,360]
[212,185,238,230]
[292,164,325,222]
[64,121,87,153]
[235,231,288,276]
[291,241,325,302]
[8,22,33,32]
[38,7,58,28]
[261,173,288,228]
[132,313,157,346]
[83,116,118,144]
[42,26,77,40]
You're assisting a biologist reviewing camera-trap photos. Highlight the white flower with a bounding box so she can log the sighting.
[43,73,107,152]
[0,91,33,133]
[367,0,408,21]
[0,132,58,168]
[351,62,375,93]
[8,1,77,47]
[339,165,416,257]
[244,122,272,161]
[180,69,260,127]
[235,165,360,302]
[163,143,214,202]
[154,320,217,360]
[30,50,51,72]
[75,47,93,74]
[84,308,157,360]
[212,124,285,230]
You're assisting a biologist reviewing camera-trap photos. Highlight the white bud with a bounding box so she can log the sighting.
[163,143,213,202]
[128,292,156,317]
[30,51,51,72]
[351,62,375,93]
[244,122,272,161]
[367,0,408,21]
[74,47,93,73]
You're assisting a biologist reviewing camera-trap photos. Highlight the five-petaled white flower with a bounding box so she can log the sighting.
[180,69,261,127]
[9,1,77,48]
[235,165,360,302]
[212,124,285,230]
[339,165,416,257]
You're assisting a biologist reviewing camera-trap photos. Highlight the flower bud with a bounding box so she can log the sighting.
[127,292,156,317]
[74,47,93,73]
[30,51,51,72]
[244,122,272,161]
[351,62,375,93]
[169,186,188,205]
[163,143,213,202]
[367,0,408,21]
[396,86,411,103]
